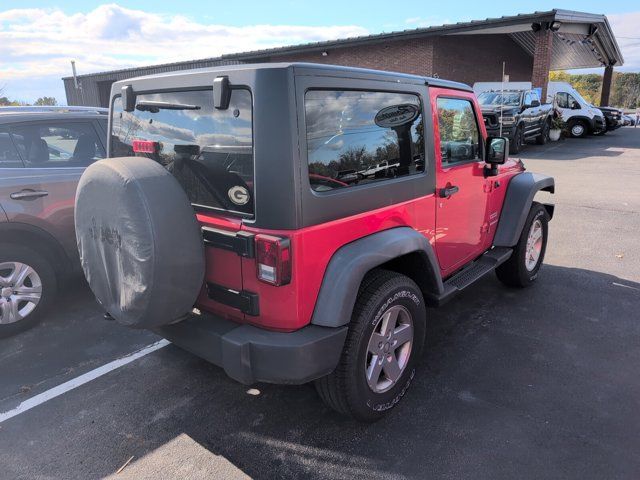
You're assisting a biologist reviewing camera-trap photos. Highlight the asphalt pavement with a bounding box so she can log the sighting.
[1,127,639,479]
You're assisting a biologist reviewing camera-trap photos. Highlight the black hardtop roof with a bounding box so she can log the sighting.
[0,106,108,125]
[112,62,472,93]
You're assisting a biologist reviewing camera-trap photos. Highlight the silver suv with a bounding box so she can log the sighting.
[0,106,108,336]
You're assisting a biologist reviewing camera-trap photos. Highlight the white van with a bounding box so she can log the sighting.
[546,82,605,138]
[473,81,605,138]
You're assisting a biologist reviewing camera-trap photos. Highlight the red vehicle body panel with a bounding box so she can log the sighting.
[193,86,524,332]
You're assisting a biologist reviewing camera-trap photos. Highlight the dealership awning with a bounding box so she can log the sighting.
[445,9,624,69]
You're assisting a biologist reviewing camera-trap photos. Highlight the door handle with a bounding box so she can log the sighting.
[438,185,459,198]
[10,189,49,200]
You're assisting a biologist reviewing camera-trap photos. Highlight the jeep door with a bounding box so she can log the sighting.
[0,119,106,264]
[431,89,490,276]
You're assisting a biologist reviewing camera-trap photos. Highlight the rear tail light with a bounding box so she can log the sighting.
[255,234,291,286]
[132,140,158,154]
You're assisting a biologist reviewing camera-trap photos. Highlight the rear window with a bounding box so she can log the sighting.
[111,89,254,217]
[305,90,424,192]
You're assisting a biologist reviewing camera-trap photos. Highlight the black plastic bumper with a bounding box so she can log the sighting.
[593,115,605,132]
[154,313,347,385]
[486,125,515,139]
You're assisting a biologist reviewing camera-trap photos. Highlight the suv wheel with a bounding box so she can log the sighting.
[315,270,426,422]
[0,244,56,338]
[536,119,551,145]
[510,125,524,154]
[568,120,588,138]
[496,202,549,288]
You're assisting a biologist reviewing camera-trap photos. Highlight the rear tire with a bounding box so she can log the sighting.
[0,244,56,338]
[315,270,426,422]
[496,203,549,288]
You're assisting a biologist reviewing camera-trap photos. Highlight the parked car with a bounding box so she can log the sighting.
[0,106,108,337]
[477,89,553,153]
[594,105,623,133]
[546,82,605,138]
[622,114,636,126]
[75,63,554,421]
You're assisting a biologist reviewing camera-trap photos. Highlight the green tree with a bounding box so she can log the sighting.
[34,96,57,106]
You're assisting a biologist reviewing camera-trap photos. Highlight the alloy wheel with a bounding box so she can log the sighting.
[525,219,544,271]
[0,262,43,325]
[365,304,414,393]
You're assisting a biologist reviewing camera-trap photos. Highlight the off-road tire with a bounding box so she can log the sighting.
[315,269,426,422]
[568,119,588,138]
[0,244,57,338]
[496,202,549,288]
[510,125,524,154]
[536,119,551,145]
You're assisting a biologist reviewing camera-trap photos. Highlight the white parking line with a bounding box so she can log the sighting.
[0,339,170,424]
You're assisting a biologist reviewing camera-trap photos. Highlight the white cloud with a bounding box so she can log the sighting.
[607,11,640,71]
[0,4,368,102]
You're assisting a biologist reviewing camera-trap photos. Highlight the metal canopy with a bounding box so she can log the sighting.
[62,9,623,83]
[446,10,623,69]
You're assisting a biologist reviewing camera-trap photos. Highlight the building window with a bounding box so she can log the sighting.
[304,90,424,192]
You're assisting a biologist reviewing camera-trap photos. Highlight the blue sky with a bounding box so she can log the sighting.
[1,1,639,103]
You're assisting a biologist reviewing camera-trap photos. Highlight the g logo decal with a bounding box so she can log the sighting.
[228,185,250,205]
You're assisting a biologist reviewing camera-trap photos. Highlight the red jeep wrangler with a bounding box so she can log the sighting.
[75,63,554,421]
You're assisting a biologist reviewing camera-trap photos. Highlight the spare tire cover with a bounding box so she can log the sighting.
[75,157,205,328]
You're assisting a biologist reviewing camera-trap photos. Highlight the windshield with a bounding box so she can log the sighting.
[477,92,522,107]
[111,89,254,217]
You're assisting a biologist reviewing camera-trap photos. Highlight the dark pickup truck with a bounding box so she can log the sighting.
[478,89,553,153]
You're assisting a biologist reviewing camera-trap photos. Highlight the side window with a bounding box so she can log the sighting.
[556,92,569,109]
[9,122,105,168]
[524,92,532,106]
[567,94,580,109]
[436,97,481,165]
[531,92,540,104]
[304,90,424,192]
[0,130,24,168]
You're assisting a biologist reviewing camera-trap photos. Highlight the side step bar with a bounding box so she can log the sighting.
[432,247,513,306]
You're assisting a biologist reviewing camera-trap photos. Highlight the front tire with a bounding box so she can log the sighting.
[315,270,426,422]
[510,125,524,154]
[0,244,56,338]
[536,119,551,145]
[496,203,549,288]
[568,119,588,138]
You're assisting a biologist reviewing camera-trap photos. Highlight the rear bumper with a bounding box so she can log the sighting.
[154,313,347,385]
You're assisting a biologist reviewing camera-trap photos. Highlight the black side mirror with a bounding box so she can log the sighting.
[571,102,581,110]
[485,136,508,165]
[531,99,541,107]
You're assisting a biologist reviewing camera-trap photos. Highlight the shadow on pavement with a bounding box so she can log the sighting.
[1,264,639,479]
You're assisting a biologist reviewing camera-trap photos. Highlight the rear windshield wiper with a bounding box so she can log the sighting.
[136,101,201,112]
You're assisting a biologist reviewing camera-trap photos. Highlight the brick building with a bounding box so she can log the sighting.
[63,9,623,107]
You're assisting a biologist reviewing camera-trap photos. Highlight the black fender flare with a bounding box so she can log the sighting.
[493,172,555,247]
[310,227,443,328]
